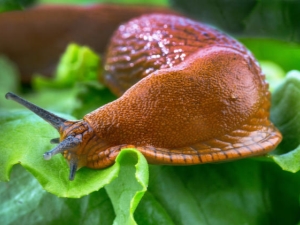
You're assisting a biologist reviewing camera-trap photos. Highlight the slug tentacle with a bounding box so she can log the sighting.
[5,92,66,130]
[50,138,60,144]
[43,136,81,160]
[69,157,78,181]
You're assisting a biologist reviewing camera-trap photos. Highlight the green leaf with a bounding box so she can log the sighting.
[0,165,115,225]
[105,149,149,225]
[269,71,300,172]
[33,43,101,89]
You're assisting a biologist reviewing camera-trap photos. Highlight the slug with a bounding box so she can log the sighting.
[6,14,282,180]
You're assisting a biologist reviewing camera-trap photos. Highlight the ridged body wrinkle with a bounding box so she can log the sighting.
[88,48,261,148]
[104,14,255,96]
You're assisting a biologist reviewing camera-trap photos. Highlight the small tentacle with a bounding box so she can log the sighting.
[5,92,67,130]
[50,138,60,144]
[69,157,78,181]
[43,136,80,160]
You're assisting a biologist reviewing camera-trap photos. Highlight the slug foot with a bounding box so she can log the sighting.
[136,121,282,165]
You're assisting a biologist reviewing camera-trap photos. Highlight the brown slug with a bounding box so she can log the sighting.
[6,14,282,180]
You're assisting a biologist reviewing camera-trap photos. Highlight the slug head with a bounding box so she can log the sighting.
[5,92,93,180]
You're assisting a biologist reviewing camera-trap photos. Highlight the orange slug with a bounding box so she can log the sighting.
[6,14,282,180]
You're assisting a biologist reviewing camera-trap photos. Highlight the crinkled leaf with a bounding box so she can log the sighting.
[56,43,100,82]
[0,165,115,225]
[33,43,101,89]
[105,149,149,225]
[269,71,300,172]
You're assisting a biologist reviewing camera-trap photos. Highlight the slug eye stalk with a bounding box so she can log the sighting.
[5,92,82,181]
[43,136,80,160]
[5,92,66,130]
[44,136,81,181]
[50,138,60,144]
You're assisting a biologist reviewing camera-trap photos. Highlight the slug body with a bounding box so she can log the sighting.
[6,14,282,180]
